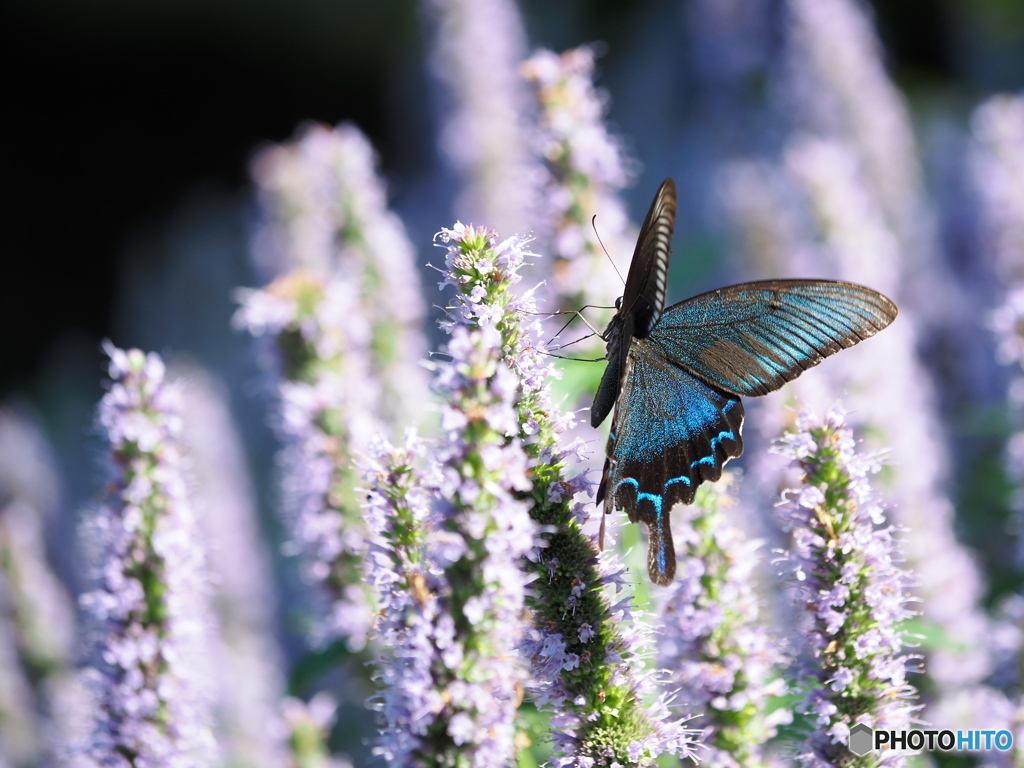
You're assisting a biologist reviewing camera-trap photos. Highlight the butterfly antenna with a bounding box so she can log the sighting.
[547,351,606,362]
[545,308,605,346]
[592,214,625,286]
[542,315,604,359]
[548,332,598,352]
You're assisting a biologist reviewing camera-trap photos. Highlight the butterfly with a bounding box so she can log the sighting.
[592,178,897,586]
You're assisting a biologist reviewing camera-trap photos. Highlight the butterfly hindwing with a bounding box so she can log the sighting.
[653,280,898,397]
[596,348,744,585]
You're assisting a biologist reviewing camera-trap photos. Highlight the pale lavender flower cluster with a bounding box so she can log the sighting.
[425,0,537,234]
[522,45,634,315]
[174,366,288,768]
[774,407,918,767]
[984,598,1024,768]
[364,432,440,764]
[238,122,426,649]
[79,344,216,768]
[238,273,377,648]
[280,693,353,768]
[435,224,693,766]
[970,94,1024,289]
[719,0,994,716]
[783,0,935,268]
[523,542,694,768]
[0,408,76,767]
[248,120,428,428]
[966,94,1024,766]
[972,94,1024,559]
[364,320,535,764]
[435,222,580,464]
[658,481,789,768]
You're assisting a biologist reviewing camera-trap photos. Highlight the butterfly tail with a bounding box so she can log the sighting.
[646,513,676,586]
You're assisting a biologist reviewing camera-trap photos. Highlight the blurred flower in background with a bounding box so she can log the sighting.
[1,0,1022,765]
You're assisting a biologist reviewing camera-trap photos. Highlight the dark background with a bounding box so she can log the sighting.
[3,0,1023,397]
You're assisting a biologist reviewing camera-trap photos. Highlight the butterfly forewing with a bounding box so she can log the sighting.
[591,178,677,429]
[653,280,898,397]
[619,178,676,339]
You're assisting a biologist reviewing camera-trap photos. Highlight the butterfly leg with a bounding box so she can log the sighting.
[596,454,614,551]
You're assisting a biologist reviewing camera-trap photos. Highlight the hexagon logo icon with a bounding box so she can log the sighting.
[849,723,874,756]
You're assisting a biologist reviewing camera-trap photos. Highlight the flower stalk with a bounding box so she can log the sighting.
[80,344,216,767]
[775,407,918,767]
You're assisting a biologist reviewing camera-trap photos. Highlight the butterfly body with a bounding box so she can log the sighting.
[593,179,897,585]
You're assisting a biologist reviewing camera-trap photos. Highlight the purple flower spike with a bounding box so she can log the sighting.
[968,95,1024,766]
[658,479,790,767]
[365,341,534,764]
[174,366,289,768]
[80,343,216,767]
[424,0,536,235]
[245,120,428,431]
[364,226,545,768]
[775,406,919,767]
[434,224,696,767]
[0,408,77,766]
[522,46,634,319]
[239,271,378,649]
[972,94,1024,564]
[238,122,427,649]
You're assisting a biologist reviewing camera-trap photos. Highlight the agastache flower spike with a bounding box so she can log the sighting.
[424,0,536,235]
[522,45,635,320]
[435,224,695,766]
[238,122,426,649]
[774,407,919,767]
[245,120,428,431]
[364,432,445,766]
[0,407,76,766]
[174,366,289,768]
[783,134,994,706]
[785,0,950,309]
[365,226,538,767]
[281,693,354,768]
[79,343,216,767]
[967,95,1024,765]
[972,94,1024,563]
[658,479,789,768]
[238,272,378,648]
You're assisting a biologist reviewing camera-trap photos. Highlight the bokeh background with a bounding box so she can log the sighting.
[6,0,1024,399]
[2,0,1024,765]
